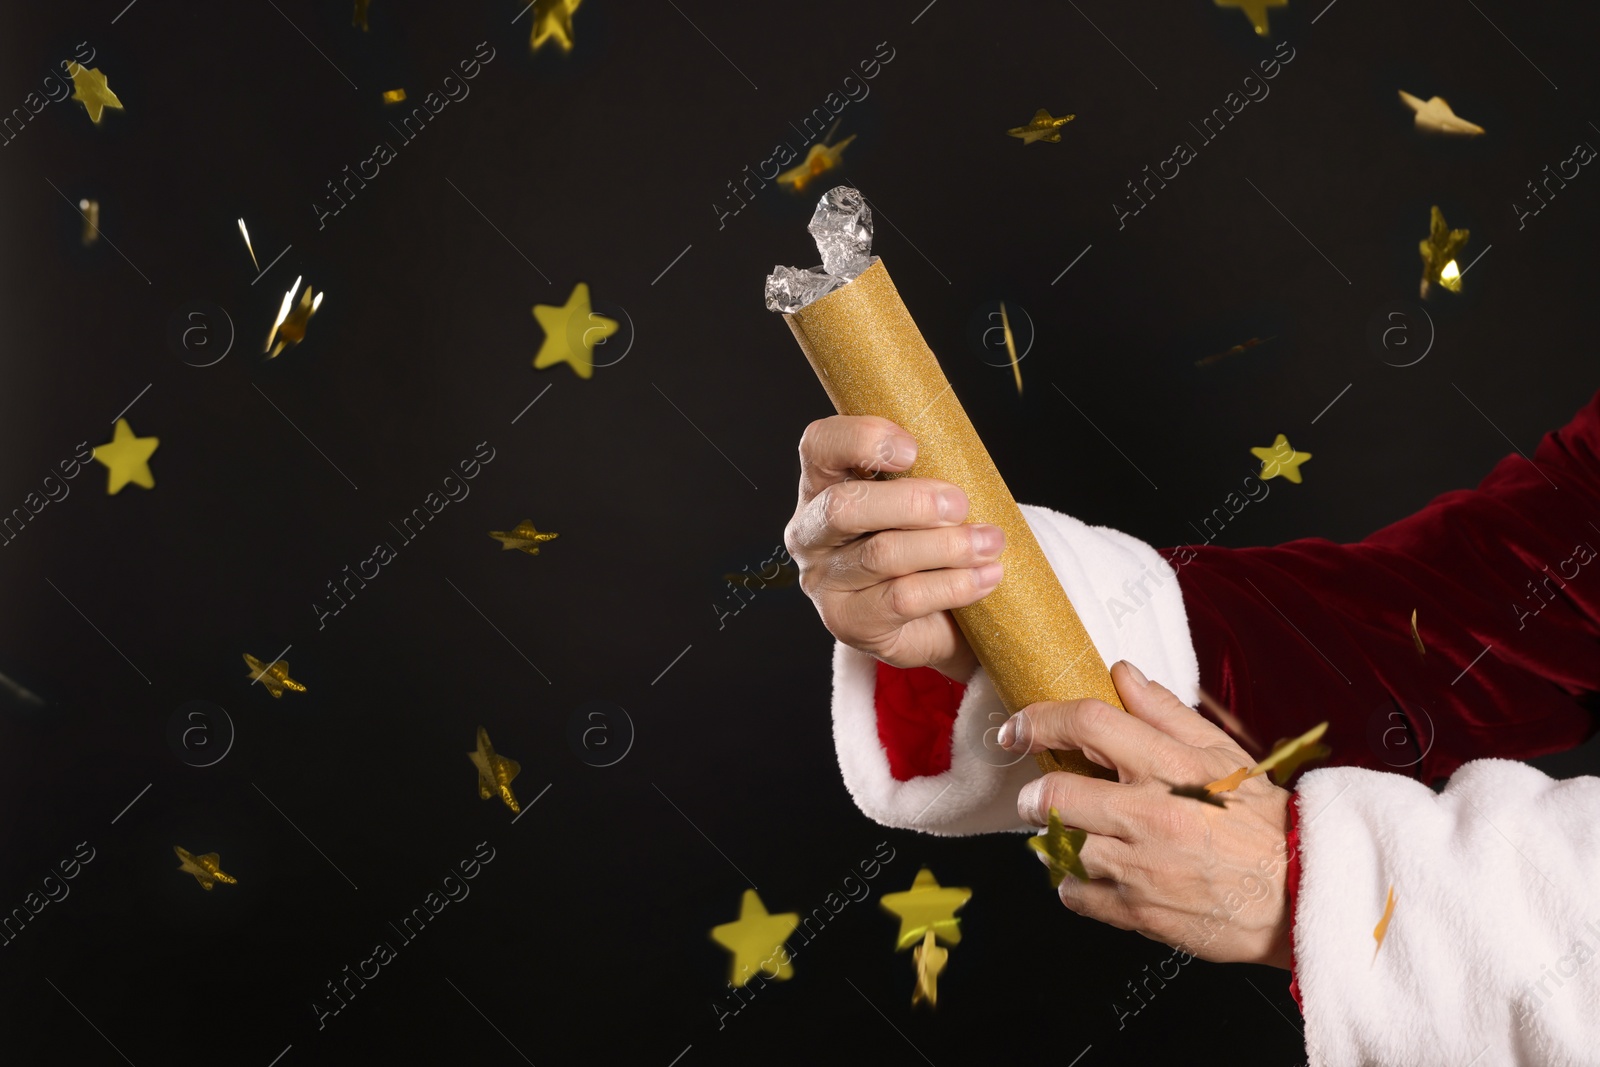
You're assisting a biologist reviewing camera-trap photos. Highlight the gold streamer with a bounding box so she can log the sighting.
[784,259,1122,779]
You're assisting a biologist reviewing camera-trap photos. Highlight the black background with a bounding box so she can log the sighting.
[1,1,1597,1064]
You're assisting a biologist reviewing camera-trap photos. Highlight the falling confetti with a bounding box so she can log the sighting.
[1028,808,1089,888]
[1205,767,1251,795]
[92,419,158,495]
[528,0,581,53]
[880,868,971,950]
[999,301,1023,395]
[1214,0,1286,35]
[1373,885,1396,957]
[532,282,618,379]
[243,653,306,698]
[1170,784,1229,807]
[1251,433,1311,484]
[78,199,100,246]
[1254,722,1332,785]
[265,274,325,358]
[174,846,237,891]
[1419,205,1469,299]
[468,726,522,813]
[1006,108,1075,145]
[237,218,260,271]
[490,521,559,555]
[382,88,407,104]
[67,62,124,125]
[1195,335,1277,369]
[776,135,857,194]
[711,889,798,987]
[911,929,948,1007]
[353,0,371,30]
[1399,92,1484,137]
[1410,609,1426,657]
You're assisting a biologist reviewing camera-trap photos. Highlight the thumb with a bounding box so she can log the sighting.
[1112,660,1231,751]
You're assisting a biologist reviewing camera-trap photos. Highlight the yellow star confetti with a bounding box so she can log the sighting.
[1028,808,1089,888]
[468,726,522,814]
[1253,721,1332,785]
[174,846,237,891]
[1410,608,1426,657]
[353,0,371,30]
[243,653,307,698]
[532,282,618,379]
[92,419,158,495]
[1000,301,1023,395]
[1214,0,1286,35]
[1419,205,1470,299]
[1170,783,1230,807]
[911,929,948,1008]
[776,135,857,194]
[1251,434,1311,484]
[528,0,581,53]
[880,867,971,950]
[711,889,798,987]
[382,89,407,104]
[1373,884,1396,957]
[490,520,559,555]
[1399,92,1484,137]
[1006,108,1076,145]
[79,199,100,246]
[1205,766,1251,795]
[67,62,124,125]
[265,275,324,358]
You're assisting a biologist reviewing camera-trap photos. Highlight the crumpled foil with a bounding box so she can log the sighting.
[764,185,876,313]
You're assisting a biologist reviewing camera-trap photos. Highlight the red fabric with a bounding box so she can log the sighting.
[872,388,1600,784]
[1285,790,1303,1011]
[874,661,965,780]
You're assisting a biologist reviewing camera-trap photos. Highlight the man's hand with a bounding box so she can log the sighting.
[784,415,1002,682]
[1001,661,1293,968]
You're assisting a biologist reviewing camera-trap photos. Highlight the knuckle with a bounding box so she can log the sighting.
[856,533,893,577]
[903,482,943,526]
[882,578,921,621]
[798,418,830,460]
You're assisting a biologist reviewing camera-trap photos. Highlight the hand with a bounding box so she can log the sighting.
[783,415,1003,682]
[1002,661,1292,968]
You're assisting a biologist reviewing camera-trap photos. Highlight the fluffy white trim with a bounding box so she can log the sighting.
[829,503,1200,836]
[1296,760,1600,1066]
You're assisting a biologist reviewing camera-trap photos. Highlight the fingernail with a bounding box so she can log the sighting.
[1120,660,1149,687]
[971,524,1004,558]
[937,488,966,521]
[997,713,1020,749]
[888,434,918,467]
[973,562,1003,589]
[1017,777,1043,819]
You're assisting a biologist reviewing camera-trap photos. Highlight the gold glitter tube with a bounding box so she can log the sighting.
[786,259,1121,780]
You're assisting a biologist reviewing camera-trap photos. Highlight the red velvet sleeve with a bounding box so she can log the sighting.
[1169,387,1600,785]
[1285,789,1303,1011]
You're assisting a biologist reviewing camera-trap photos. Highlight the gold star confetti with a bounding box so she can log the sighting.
[1399,92,1484,137]
[1251,434,1311,484]
[468,726,522,814]
[712,889,799,987]
[1028,808,1089,888]
[776,135,858,194]
[79,199,100,246]
[92,419,158,495]
[1214,0,1286,35]
[1373,885,1396,957]
[236,218,260,271]
[1195,335,1277,368]
[382,88,407,104]
[911,929,948,1008]
[1253,721,1331,785]
[67,62,124,125]
[1419,205,1470,299]
[1205,766,1251,795]
[243,653,307,698]
[174,846,237,891]
[528,0,581,53]
[489,520,560,555]
[353,0,371,30]
[265,274,325,358]
[532,282,618,379]
[1006,108,1076,145]
[1410,609,1426,657]
[1000,301,1023,395]
[880,867,971,950]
